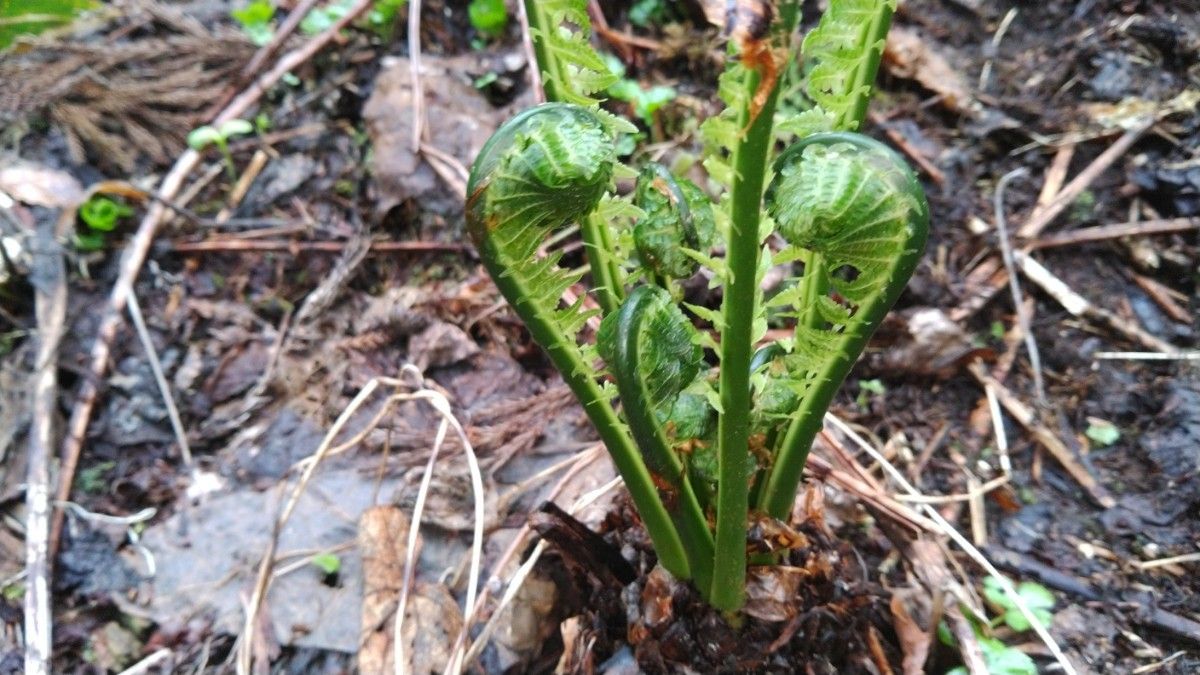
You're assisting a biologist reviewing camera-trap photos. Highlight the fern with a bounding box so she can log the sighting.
[803,0,896,130]
[467,103,694,579]
[468,0,920,616]
[524,0,618,106]
[754,132,928,518]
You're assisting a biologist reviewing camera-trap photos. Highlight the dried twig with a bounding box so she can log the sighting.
[127,293,192,466]
[992,167,1046,405]
[1018,119,1154,239]
[1013,251,1179,354]
[1030,217,1199,249]
[824,413,1079,675]
[953,120,1155,321]
[1093,351,1200,361]
[170,238,468,254]
[967,361,1116,508]
[24,210,71,675]
[51,0,376,558]
[408,0,425,154]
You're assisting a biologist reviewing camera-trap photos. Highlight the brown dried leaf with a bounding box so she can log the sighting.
[883,26,974,114]
[874,308,990,377]
[743,566,807,622]
[358,506,419,675]
[890,588,933,675]
[0,161,84,209]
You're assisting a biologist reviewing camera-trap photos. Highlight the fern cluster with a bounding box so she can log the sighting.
[466,0,925,614]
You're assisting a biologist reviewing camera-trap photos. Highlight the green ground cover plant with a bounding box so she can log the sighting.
[466,0,927,613]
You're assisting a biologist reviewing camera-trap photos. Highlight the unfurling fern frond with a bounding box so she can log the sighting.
[597,285,716,590]
[468,103,697,580]
[755,131,927,518]
[803,0,896,130]
[632,163,716,281]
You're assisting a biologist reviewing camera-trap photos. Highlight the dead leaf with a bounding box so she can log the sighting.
[0,159,84,209]
[408,321,480,371]
[883,26,974,115]
[890,588,933,675]
[358,506,416,675]
[873,307,990,377]
[743,566,808,622]
[363,55,532,217]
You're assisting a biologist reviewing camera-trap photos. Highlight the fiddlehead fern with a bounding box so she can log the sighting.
[598,285,716,590]
[755,131,929,518]
[632,164,716,282]
[467,103,695,580]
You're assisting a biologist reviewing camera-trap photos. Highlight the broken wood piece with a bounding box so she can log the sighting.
[530,501,637,587]
[967,362,1116,509]
[1036,144,1076,209]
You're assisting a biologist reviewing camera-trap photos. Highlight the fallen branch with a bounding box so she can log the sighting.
[169,238,468,254]
[952,120,1155,322]
[1013,251,1179,355]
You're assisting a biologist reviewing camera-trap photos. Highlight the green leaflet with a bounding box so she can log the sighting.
[468,102,699,581]
[755,131,928,518]
[523,0,618,105]
[803,0,896,130]
[468,103,614,360]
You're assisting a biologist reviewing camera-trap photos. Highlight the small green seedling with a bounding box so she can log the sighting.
[940,619,1038,675]
[468,0,507,38]
[75,195,133,251]
[857,378,886,407]
[310,552,341,585]
[232,0,274,45]
[188,119,255,182]
[467,0,923,614]
[605,54,676,129]
[983,576,1055,632]
[1084,418,1120,447]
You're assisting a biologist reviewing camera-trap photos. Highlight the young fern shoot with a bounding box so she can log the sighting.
[465,0,926,615]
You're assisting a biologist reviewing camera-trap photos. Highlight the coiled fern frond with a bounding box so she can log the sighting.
[755,131,928,517]
[467,102,698,581]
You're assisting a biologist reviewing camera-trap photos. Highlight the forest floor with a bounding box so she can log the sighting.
[1,0,1198,673]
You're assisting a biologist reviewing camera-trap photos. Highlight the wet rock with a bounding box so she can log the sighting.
[55,527,139,596]
[228,407,325,484]
[1089,52,1136,101]
[1130,154,1200,217]
[1141,376,1200,479]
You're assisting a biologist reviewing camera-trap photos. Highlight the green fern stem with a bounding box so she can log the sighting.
[604,286,716,591]
[757,132,929,519]
[523,0,563,101]
[711,64,784,614]
[581,212,623,314]
[839,0,894,131]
